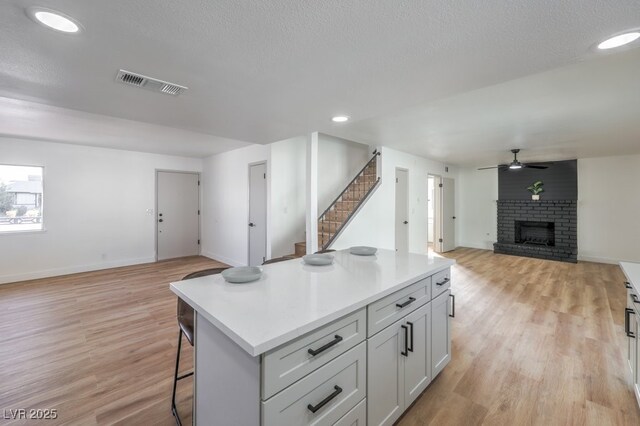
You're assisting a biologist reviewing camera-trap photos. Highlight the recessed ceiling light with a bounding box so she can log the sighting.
[332,115,349,123]
[597,32,640,50]
[27,8,82,33]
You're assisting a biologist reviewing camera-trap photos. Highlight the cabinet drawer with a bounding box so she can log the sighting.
[262,308,366,399]
[367,277,431,337]
[431,268,451,299]
[262,342,367,426]
[334,398,366,426]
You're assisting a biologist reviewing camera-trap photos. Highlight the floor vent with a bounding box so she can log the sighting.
[116,70,187,96]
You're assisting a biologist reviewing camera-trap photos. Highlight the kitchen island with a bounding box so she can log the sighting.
[171,248,455,425]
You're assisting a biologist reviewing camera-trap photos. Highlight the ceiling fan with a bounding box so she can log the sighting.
[478,149,549,171]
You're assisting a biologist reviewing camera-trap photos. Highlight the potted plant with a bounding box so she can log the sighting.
[527,180,544,200]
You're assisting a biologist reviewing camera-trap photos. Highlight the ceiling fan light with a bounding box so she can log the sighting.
[509,163,522,170]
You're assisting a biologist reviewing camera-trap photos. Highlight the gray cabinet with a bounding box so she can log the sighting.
[431,289,452,377]
[367,319,404,426]
[367,302,432,426]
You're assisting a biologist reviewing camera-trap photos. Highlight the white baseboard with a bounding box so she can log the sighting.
[201,251,245,267]
[0,256,156,285]
[458,241,495,250]
[577,255,634,265]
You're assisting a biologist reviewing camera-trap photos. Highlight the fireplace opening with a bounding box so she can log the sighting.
[515,221,555,246]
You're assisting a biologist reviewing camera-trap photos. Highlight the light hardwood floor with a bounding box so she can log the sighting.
[1,249,639,425]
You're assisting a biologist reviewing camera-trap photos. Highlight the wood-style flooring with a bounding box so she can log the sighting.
[400,248,640,425]
[0,248,639,425]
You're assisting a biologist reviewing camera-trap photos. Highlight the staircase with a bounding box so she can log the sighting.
[295,151,381,254]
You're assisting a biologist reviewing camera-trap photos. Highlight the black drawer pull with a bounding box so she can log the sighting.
[308,335,343,356]
[626,308,636,338]
[396,297,416,309]
[307,385,342,413]
[625,281,633,289]
[401,325,409,356]
[633,294,640,304]
[436,277,450,286]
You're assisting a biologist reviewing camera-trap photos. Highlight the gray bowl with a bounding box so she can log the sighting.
[221,266,263,283]
[303,254,334,266]
[349,246,377,256]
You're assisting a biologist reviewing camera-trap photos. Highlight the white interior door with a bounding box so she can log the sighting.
[248,163,267,266]
[157,171,200,261]
[441,177,456,252]
[395,168,409,253]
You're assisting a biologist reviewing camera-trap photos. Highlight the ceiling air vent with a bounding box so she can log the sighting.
[115,69,188,96]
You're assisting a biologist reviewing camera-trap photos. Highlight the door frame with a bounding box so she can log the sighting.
[247,161,268,266]
[429,174,443,253]
[395,167,409,253]
[155,169,201,262]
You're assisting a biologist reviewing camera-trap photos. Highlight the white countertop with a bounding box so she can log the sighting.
[621,262,640,293]
[170,249,455,356]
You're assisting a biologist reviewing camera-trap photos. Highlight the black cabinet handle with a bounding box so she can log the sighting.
[308,335,343,356]
[158,219,164,223]
[626,308,636,338]
[403,221,408,224]
[625,281,633,289]
[449,294,455,318]
[396,297,416,309]
[436,277,450,286]
[407,322,414,352]
[307,386,342,413]
[633,294,640,304]
[248,222,256,227]
[401,325,409,356]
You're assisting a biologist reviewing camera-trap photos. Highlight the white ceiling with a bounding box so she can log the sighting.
[0,97,249,157]
[328,48,640,166]
[1,0,639,158]
[0,0,640,157]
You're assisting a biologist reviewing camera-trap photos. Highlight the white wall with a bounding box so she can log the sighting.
[0,137,202,284]
[456,154,640,263]
[201,144,269,266]
[317,134,371,214]
[332,147,457,254]
[578,154,640,263]
[270,136,306,257]
[456,167,498,249]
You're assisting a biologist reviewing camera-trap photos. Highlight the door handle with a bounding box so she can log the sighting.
[248,222,255,227]
[449,294,455,318]
[401,325,409,357]
[407,321,414,352]
[626,308,636,338]
[403,221,408,224]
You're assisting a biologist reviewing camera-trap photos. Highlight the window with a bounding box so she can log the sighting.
[0,165,44,232]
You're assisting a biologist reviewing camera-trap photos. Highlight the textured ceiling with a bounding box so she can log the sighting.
[1,0,639,157]
[328,48,640,166]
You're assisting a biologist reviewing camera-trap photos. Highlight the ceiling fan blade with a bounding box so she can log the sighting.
[524,164,548,169]
[477,166,499,170]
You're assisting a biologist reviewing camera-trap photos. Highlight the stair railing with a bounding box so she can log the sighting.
[318,150,381,249]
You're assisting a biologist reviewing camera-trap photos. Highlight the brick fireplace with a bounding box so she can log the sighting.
[493,200,577,263]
